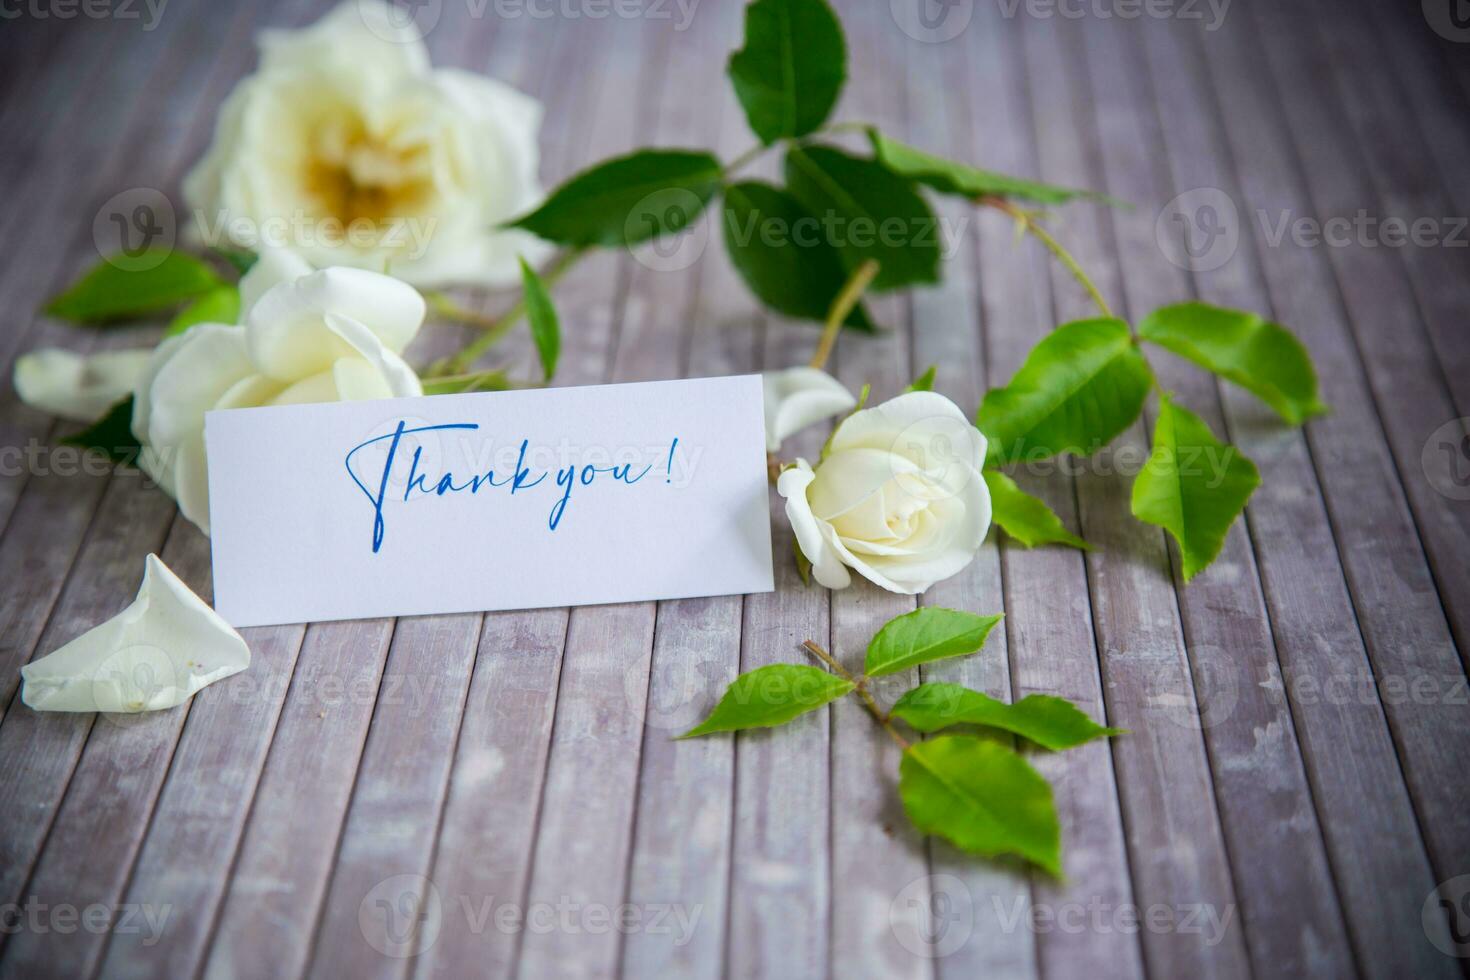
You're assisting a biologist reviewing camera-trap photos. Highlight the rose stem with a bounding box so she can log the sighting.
[808,259,881,373]
[429,246,587,377]
[979,195,1114,321]
[801,640,910,750]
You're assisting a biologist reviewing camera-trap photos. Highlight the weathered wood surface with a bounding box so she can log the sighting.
[0,1,1466,977]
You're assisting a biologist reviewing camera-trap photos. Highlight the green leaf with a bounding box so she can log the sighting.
[864,607,1003,679]
[984,470,1089,550]
[899,734,1061,874]
[783,144,942,292]
[519,257,560,381]
[46,251,223,323]
[792,535,813,586]
[976,318,1153,466]
[722,181,876,331]
[680,664,853,738]
[1138,302,1328,425]
[506,149,724,248]
[907,365,937,392]
[1131,394,1260,580]
[868,129,1113,207]
[891,683,1123,749]
[59,396,140,465]
[213,247,257,277]
[420,370,514,395]
[165,286,239,337]
[728,0,846,145]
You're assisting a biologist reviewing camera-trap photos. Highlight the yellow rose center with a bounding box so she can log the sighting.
[302,115,434,227]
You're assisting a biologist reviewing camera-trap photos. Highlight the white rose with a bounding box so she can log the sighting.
[133,248,425,535]
[761,366,857,453]
[777,391,991,594]
[183,0,551,287]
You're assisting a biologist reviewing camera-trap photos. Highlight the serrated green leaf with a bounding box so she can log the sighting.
[165,285,239,337]
[59,396,140,465]
[506,149,723,248]
[783,144,941,292]
[977,318,1153,466]
[722,181,876,331]
[680,663,853,738]
[519,257,560,381]
[891,683,1123,749]
[728,0,846,144]
[900,734,1061,874]
[1132,395,1260,580]
[907,365,937,392]
[1138,302,1328,425]
[46,251,223,323]
[868,129,1114,207]
[864,607,1003,678]
[984,470,1089,550]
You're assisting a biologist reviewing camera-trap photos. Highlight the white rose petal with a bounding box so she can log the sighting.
[184,0,550,287]
[777,391,992,595]
[14,348,153,422]
[134,263,425,534]
[237,246,314,318]
[20,554,249,713]
[761,367,858,453]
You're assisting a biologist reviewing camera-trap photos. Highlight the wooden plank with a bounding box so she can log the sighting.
[1221,0,1470,934]
[1307,0,1470,419]
[617,5,748,977]
[0,3,267,968]
[405,17,587,980]
[509,17,672,980]
[900,23,1039,980]
[1317,0,1470,664]
[1140,11,1458,976]
[819,6,931,978]
[1077,13,1355,979]
[298,9,536,977]
[1017,15,1252,979]
[962,6,1144,978]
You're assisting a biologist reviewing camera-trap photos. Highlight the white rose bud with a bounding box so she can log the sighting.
[132,249,425,535]
[777,391,991,594]
[183,0,552,286]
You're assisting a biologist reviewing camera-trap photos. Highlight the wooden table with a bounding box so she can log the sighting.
[1,0,1467,977]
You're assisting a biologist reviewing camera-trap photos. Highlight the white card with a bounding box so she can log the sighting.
[205,375,774,627]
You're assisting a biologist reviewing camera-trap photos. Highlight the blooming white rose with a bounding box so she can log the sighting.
[761,367,857,453]
[21,554,249,713]
[777,391,991,594]
[133,248,425,534]
[183,0,551,286]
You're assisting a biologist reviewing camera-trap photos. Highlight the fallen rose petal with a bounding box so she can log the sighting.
[761,367,858,453]
[21,554,249,713]
[14,348,153,422]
